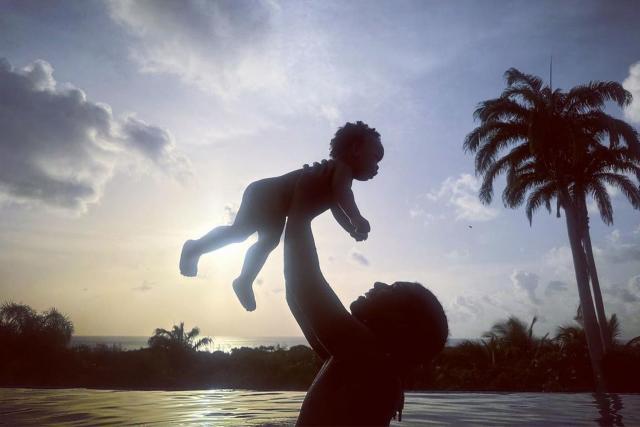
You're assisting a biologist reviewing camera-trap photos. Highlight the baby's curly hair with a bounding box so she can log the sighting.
[329,121,382,161]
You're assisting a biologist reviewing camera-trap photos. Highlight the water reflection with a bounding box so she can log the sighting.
[2,389,640,426]
[594,393,624,426]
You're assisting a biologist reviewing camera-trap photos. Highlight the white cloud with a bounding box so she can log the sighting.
[543,246,574,279]
[0,58,189,213]
[510,270,541,305]
[608,229,621,243]
[409,207,425,219]
[629,275,640,297]
[108,0,280,98]
[426,174,499,222]
[132,281,154,292]
[545,280,568,297]
[349,249,370,267]
[602,229,640,264]
[606,283,639,303]
[107,0,356,121]
[444,248,471,262]
[623,61,640,123]
[448,295,484,323]
[107,0,427,128]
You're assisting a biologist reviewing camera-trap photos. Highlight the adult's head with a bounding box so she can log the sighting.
[350,281,448,371]
[330,121,384,181]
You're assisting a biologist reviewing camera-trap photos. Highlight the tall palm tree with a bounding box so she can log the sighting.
[148,322,212,352]
[522,142,640,351]
[574,143,640,350]
[464,68,640,390]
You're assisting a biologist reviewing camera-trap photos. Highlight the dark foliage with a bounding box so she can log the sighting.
[1,304,639,392]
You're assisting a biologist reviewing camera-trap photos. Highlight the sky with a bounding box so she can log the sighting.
[1,0,639,339]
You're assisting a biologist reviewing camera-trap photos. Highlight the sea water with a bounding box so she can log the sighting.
[1,388,637,426]
[70,336,467,352]
[70,336,309,352]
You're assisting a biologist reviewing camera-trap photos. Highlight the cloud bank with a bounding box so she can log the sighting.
[426,174,499,222]
[623,61,640,123]
[0,58,188,212]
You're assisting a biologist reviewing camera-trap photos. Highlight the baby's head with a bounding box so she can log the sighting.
[350,281,448,372]
[330,121,384,181]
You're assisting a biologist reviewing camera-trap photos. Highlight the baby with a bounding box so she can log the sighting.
[180,121,383,311]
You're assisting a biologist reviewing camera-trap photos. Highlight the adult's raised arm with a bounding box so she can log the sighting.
[284,163,375,359]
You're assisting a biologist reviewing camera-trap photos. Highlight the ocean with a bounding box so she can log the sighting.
[70,336,309,352]
[70,336,468,352]
[1,388,637,426]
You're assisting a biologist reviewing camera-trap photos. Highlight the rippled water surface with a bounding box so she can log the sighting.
[1,388,638,426]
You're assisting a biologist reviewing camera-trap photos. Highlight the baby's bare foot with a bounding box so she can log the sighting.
[180,240,199,277]
[233,278,256,312]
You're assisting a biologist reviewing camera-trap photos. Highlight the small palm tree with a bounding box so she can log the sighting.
[148,322,212,353]
[0,302,74,351]
[482,316,539,358]
[464,68,640,390]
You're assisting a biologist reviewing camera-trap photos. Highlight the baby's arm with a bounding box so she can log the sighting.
[331,161,370,235]
[331,206,354,233]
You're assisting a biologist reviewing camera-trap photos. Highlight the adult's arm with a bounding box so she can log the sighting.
[286,291,330,361]
[284,165,376,358]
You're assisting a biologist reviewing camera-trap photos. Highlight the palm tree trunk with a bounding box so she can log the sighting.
[561,191,606,391]
[578,197,610,353]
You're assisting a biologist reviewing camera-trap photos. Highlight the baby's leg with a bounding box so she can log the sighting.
[233,223,284,311]
[180,224,254,277]
[181,181,277,277]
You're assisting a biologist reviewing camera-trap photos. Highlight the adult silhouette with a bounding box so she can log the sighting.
[284,162,448,426]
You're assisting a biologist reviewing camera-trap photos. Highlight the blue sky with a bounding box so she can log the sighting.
[1,0,639,339]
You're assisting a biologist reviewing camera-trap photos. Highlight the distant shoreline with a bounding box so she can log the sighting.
[69,335,469,352]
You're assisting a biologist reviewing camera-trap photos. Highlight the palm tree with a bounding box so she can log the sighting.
[556,308,620,352]
[0,302,74,351]
[482,316,541,359]
[148,322,212,353]
[464,68,640,390]
[574,144,640,351]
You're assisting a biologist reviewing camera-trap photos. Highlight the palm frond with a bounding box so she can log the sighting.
[501,86,546,109]
[566,81,632,113]
[525,182,557,225]
[595,172,640,210]
[586,180,614,225]
[472,97,531,123]
[502,170,549,209]
[464,121,528,156]
[187,327,200,340]
[193,337,213,350]
[474,124,529,173]
[504,68,544,91]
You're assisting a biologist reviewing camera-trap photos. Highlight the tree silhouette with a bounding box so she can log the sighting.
[0,302,73,349]
[464,68,640,390]
[148,322,212,352]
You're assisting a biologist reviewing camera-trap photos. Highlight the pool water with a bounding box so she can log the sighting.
[1,388,637,426]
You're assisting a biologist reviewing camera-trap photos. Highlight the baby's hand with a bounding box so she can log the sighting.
[350,230,368,242]
[352,216,371,234]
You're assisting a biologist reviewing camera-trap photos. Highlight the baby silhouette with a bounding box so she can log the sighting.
[179,121,383,311]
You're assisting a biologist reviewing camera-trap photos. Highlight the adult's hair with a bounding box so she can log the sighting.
[357,282,448,368]
[329,121,383,161]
